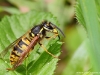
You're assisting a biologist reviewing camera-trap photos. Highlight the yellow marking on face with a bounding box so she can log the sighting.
[43,27,48,30]
[53,29,58,33]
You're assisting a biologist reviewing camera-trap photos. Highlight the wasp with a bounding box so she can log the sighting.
[0,20,65,71]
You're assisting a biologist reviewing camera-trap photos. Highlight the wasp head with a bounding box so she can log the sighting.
[42,20,65,40]
[42,21,58,33]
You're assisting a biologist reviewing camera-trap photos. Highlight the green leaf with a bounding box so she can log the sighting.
[76,0,100,71]
[8,0,41,10]
[62,40,89,75]
[0,6,21,14]
[75,2,86,28]
[0,11,63,75]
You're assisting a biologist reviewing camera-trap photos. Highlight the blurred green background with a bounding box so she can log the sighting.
[0,0,95,75]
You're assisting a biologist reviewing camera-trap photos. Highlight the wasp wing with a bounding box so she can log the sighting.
[0,29,31,59]
[0,37,21,58]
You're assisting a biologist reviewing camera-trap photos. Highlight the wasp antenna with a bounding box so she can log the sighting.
[52,24,65,37]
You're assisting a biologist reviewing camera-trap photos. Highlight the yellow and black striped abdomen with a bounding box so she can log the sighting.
[10,37,31,65]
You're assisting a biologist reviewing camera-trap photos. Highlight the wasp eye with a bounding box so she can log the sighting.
[42,21,48,25]
[47,26,53,29]
[44,24,53,30]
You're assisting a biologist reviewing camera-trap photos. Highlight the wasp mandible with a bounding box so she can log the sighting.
[0,20,65,70]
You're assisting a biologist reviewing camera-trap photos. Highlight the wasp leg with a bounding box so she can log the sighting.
[45,36,51,39]
[38,43,58,58]
[45,34,60,40]
[6,67,15,71]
